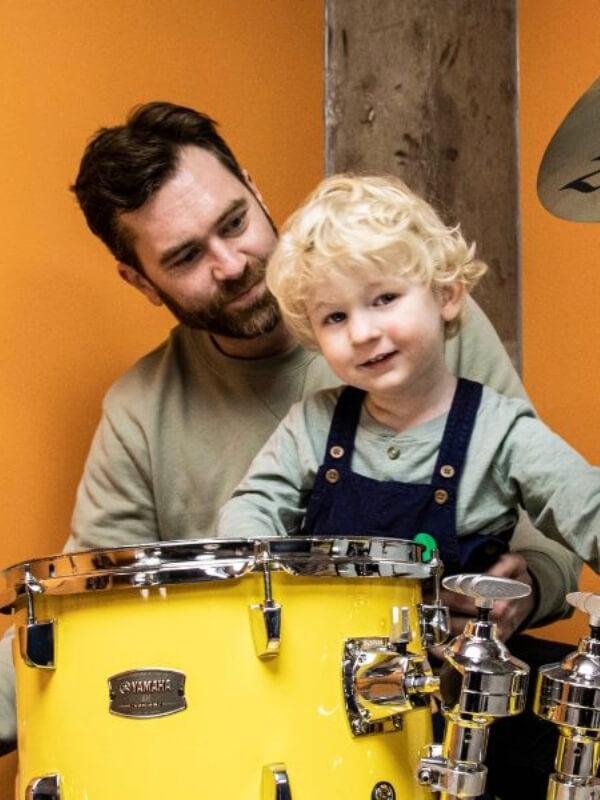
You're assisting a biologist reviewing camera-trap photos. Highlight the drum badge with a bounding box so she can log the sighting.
[108,668,186,718]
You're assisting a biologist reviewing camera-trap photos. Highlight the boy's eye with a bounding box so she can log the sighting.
[324,311,346,325]
[374,292,398,306]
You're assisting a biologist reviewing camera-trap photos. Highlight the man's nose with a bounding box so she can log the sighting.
[209,240,247,282]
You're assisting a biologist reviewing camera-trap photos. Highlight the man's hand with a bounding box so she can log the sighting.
[440,552,536,641]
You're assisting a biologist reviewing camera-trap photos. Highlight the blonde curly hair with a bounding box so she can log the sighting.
[266,174,487,348]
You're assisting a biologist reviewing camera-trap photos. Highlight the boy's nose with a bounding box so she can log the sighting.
[348,313,379,345]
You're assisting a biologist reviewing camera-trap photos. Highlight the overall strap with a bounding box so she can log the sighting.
[321,386,366,468]
[432,378,484,489]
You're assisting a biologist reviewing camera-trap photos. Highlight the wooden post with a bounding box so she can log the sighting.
[326,0,520,365]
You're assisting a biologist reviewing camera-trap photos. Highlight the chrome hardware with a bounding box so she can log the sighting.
[442,572,533,609]
[250,541,282,659]
[417,743,487,798]
[25,773,60,799]
[343,606,439,737]
[0,537,438,613]
[18,564,55,669]
[371,781,396,799]
[419,550,450,647]
[566,591,600,626]
[418,574,531,798]
[534,592,600,800]
[108,668,186,718]
[262,763,292,799]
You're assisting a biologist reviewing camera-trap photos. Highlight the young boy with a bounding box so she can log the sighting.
[217,174,599,574]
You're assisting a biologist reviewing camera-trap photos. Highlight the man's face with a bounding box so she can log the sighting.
[118,146,280,339]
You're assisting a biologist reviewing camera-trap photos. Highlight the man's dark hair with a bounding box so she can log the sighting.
[72,102,247,271]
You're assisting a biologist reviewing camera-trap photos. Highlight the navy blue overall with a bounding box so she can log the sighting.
[303,378,511,573]
[303,378,574,800]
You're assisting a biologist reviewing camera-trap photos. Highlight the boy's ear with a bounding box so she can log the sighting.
[439,281,465,322]
[117,263,163,307]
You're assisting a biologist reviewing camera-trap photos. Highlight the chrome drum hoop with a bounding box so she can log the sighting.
[0,537,437,611]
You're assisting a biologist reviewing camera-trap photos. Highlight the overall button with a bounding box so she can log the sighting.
[440,464,455,478]
[325,468,340,484]
[387,445,401,460]
[329,445,345,459]
[434,489,449,505]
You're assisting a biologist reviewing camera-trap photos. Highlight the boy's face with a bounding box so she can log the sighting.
[306,273,463,401]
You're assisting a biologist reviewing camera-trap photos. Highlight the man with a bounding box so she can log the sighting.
[0,103,580,796]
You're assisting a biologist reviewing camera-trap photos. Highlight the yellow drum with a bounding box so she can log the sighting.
[1,537,437,799]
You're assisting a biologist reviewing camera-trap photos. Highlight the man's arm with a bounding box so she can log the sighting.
[65,404,159,552]
[445,297,529,401]
[444,297,582,634]
[442,526,583,640]
[509,510,583,626]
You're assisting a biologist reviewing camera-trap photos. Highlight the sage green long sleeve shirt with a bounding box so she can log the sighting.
[218,384,600,571]
[0,298,581,745]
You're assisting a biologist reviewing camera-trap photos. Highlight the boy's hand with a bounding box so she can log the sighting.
[440,552,536,641]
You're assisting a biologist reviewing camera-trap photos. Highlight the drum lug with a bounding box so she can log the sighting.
[418,551,450,648]
[342,607,439,737]
[18,620,55,669]
[250,542,282,659]
[250,602,282,659]
[25,773,60,799]
[261,763,292,799]
[19,565,55,669]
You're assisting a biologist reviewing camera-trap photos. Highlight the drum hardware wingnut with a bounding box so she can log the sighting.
[18,565,55,670]
[417,574,531,798]
[250,542,282,659]
[534,591,600,800]
[343,606,439,737]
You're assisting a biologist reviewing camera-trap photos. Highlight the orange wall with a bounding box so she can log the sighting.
[519,0,600,644]
[0,0,323,794]
[2,2,599,792]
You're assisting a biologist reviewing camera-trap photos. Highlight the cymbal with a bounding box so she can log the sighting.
[537,75,600,222]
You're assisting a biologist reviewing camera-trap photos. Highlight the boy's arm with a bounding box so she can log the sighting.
[445,297,581,631]
[217,402,318,539]
[501,416,600,573]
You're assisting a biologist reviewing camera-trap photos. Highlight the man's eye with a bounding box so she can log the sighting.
[222,212,247,237]
[172,246,203,269]
[324,311,346,325]
[374,292,398,306]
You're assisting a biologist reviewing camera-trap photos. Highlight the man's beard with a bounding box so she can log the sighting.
[153,259,281,339]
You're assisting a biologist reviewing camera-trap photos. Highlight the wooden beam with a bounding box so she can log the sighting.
[326,0,520,366]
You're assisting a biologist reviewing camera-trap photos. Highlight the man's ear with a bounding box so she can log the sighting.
[439,281,466,323]
[243,169,267,206]
[117,263,163,307]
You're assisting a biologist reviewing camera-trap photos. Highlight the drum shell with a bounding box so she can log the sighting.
[13,571,432,799]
